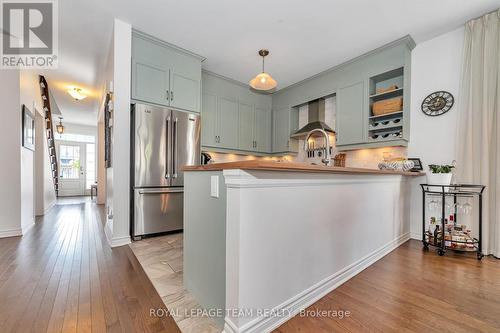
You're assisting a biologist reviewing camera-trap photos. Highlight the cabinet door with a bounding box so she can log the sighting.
[273,106,291,153]
[254,107,271,153]
[336,81,365,146]
[132,60,169,106]
[201,92,218,147]
[217,97,239,149]
[238,102,255,151]
[170,70,201,113]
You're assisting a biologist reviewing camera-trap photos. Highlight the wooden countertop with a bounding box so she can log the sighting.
[183,160,424,176]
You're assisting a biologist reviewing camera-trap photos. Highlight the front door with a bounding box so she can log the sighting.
[57,142,86,196]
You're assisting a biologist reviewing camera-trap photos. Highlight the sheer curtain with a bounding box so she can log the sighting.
[456,9,500,257]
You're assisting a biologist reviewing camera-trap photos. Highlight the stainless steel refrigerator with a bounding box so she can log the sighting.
[131,103,200,239]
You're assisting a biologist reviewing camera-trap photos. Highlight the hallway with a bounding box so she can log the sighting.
[0,198,180,333]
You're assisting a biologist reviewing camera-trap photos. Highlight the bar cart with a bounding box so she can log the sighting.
[420,184,485,260]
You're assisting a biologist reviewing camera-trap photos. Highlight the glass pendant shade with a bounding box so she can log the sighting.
[56,117,65,134]
[249,49,277,92]
[249,72,277,91]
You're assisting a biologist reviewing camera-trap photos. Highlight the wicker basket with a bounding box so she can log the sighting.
[372,97,403,116]
[376,85,398,94]
[333,153,346,167]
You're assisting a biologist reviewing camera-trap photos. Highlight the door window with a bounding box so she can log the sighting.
[59,145,81,179]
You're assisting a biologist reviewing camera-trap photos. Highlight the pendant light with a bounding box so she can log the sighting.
[249,49,277,92]
[56,117,65,134]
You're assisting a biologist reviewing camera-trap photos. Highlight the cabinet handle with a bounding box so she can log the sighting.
[171,91,174,102]
[166,90,170,101]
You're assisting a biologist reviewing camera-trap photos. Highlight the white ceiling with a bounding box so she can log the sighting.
[48,0,500,125]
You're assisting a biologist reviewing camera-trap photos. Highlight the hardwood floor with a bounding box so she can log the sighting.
[275,240,500,333]
[2,200,500,333]
[0,199,180,333]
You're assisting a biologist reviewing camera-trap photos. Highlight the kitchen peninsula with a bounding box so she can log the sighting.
[183,160,423,333]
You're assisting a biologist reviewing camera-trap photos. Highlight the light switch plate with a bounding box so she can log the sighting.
[210,175,219,198]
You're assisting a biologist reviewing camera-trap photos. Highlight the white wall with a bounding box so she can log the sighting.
[0,70,22,237]
[408,27,464,238]
[103,18,132,247]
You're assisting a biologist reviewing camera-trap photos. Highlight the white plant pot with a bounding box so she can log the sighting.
[426,173,453,190]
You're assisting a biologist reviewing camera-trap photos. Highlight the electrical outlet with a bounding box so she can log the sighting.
[211,175,219,198]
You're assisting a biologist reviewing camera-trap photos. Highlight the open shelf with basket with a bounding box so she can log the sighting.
[368,67,406,143]
[420,184,485,260]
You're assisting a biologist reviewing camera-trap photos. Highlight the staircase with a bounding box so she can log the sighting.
[39,75,59,197]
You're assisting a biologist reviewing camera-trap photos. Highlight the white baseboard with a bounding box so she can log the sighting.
[22,222,35,235]
[104,220,131,248]
[410,231,422,240]
[0,228,23,238]
[224,232,410,333]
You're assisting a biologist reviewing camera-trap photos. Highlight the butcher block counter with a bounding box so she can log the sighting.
[183,159,423,332]
[183,160,424,176]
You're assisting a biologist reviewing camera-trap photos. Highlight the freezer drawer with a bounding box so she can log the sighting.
[133,188,183,237]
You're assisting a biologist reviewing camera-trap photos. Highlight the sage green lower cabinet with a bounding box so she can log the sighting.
[217,97,239,149]
[335,81,366,146]
[254,107,271,152]
[238,102,255,151]
[201,92,218,146]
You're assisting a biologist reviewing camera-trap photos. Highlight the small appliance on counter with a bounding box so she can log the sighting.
[131,103,201,239]
[201,152,212,165]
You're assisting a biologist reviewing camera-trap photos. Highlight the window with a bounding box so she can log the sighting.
[55,132,95,143]
[85,143,96,189]
[59,145,81,179]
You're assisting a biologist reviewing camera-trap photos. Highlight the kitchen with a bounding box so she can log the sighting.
[2,1,499,333]
[101,4,500,333]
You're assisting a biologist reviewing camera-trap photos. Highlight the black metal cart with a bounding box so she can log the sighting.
[420,184,485,260]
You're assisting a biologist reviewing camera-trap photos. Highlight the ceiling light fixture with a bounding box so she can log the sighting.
[56,117,65,134]
[67,87,87,101]
[249,49,277,92]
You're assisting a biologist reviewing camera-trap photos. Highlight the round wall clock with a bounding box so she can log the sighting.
[421,91,454,116]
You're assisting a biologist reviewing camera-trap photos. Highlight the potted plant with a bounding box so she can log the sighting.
[427,164,454,186]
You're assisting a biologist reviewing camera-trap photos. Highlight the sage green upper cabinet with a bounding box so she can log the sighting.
[273,106,291,153]
[201,92,217,147]
[201,72,272,154]
[131,31,203,113]
[238,102,254,151]
[254,107,271,152]
[336,81,365,146]
[132,61,169,106]
[217,97,239,149]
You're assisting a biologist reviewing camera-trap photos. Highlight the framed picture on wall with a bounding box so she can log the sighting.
[22,104,35,151]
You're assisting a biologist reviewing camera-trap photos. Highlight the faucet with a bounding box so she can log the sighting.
[304,129,332,166]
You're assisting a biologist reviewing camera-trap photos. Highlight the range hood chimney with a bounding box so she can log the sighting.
[290,98,336,138]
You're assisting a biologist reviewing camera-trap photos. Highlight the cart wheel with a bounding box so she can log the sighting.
[437,249,445,256]
[477,253,484,260]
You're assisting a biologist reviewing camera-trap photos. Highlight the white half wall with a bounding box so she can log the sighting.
[222,170,411,333]
[408,27,464,239]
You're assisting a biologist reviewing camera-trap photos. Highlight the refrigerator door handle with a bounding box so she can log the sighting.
[165,116,171,179]
[138,188,184,195]
[172,117,178,178]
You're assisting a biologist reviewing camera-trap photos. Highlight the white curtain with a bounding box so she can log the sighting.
[456,9,500,257]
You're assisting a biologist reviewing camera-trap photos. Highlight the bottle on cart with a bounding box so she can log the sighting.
[434,225,441,246]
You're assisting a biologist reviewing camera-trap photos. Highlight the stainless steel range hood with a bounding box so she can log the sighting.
[290,98,336,138]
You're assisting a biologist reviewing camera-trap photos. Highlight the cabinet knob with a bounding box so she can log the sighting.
[170,91,174,101]
[166,90,170,101]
